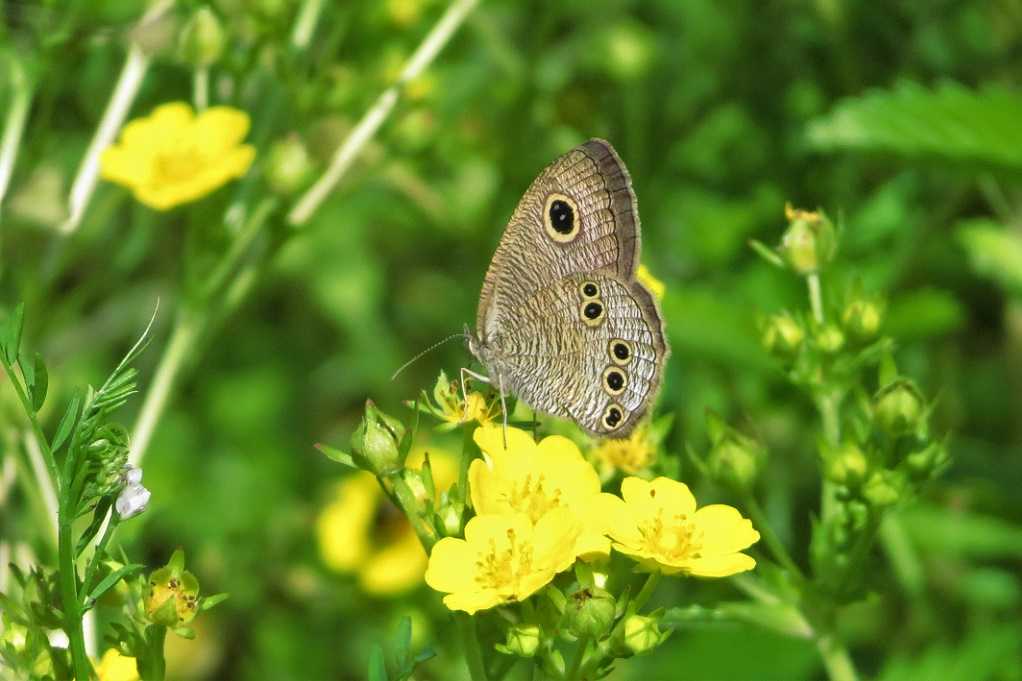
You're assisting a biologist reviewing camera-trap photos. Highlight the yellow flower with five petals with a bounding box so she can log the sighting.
[598,476,759,577]
[424,509,580,614]
[100,102,255,210]
[471,425,619,560]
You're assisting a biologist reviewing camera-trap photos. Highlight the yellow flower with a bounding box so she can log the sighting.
[95,649,139,681]
[598,477,759,577]
[425,509,580,614]
[637,265,665,300]
[423,371,497,430]
[316,448,457,595]
[471,425,619,560]
[100,102,255,210]
[590,424,657,476]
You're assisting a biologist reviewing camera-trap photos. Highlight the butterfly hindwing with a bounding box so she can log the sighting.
[490,271,667,437]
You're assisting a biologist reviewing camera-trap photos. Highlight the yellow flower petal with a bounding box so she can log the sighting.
[194,107,251,154]
[360,527,427,595]
[95,649,139,681]
[694,504,761,554]
[685,553,757,578]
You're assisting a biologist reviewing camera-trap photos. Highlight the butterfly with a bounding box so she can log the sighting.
[465,139,668,438]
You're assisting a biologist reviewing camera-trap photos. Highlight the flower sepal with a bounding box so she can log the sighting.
[350,400,408,476]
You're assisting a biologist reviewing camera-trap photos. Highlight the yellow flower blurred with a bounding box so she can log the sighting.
[95,649,139,681]
[424,509,580,614]
[637,264,665,300]
[471,425,619,560]
[316,448,456,596]
[597,477,760,577]
[100,102,255,210]
[590,423,657,476]
[424,371,497,430]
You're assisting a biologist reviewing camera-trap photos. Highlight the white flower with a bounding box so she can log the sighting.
[116,466,151,519]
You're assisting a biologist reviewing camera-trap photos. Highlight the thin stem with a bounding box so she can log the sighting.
[290,0,326,50]
[742,492,804,579]
[1,361,61,496]
[816,633,859,681]
[0,56,33,214]
[385,473,439,550]
[565,635,589,681]
[816,391,842,524]
[82,510,120,598]
[629,571,661,613]
[23,432,59,541]
[287,0,479,226]
[193,66,210,111]
[807,273,824,324]
[129,311,202,467]
[456,613,489,681]
[58,510,90,680]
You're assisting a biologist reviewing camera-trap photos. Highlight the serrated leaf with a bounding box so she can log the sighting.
[2,302,25,365]
[52,392,81,453]
[314,443,357,467]
[368,645,388,681]
[807,81,1022,170]
[85,564,144,606]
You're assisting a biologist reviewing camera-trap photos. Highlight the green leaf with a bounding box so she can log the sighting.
[85,563,144,607]
[30,353,47,412]
[368,645,388,681]
[807,81,1022,170]
[200,593,229,611]
[75,498,112,558]
[392,616,412,664]
[314,442,357,467]
[899,505,1022,559]
[51,392,81,453]
[957,219,1022,298]
[2,302,25,366]
[885,288,964,341]
[877,625,1021,681]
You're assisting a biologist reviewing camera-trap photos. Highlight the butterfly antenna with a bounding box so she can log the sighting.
[390,332,467,381]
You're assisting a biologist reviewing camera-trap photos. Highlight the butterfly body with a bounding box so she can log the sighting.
[469,139,668,438]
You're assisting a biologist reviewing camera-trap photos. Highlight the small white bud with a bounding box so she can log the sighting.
[116,483,151,519]
[122,464,143,486]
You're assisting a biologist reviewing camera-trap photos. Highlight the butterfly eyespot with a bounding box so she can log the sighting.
[609,339,634,366]
[581,300,605,327]
[580,281,600,298]
[602,403,626,430]
[543,193,580,243]
[602,366,627,396]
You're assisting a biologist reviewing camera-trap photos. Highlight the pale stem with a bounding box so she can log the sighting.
[816,633,859,681]
[0,56,32,214]
[23,431,58,542]
[194,66,210,111]
[0,541,9,592]
[287,0,480,226]
[456,613,489,681]
[61,43,150,234]
[129,312,201,467]
[807,273,824,324]
[290,0,326,50]
[0,453,15,505]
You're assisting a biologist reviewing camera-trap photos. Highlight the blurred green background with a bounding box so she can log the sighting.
[2,0,1022,679]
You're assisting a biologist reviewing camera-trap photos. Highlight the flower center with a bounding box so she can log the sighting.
[154,146,206,184]
[638,510,702,561]
[475,529,534,596]
[504,473,562,523]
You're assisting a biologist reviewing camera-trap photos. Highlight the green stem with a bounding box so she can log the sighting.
[385,472,438,551]
[456,613,489,681]
[58,511,90,680]
[139,625,167,681]
[742,493,804,579]
[82,511,120,598]
[193,66,209,111]
[0,55,33,214]
[629,571,661,613]
[816,633,858,681]
[816,390,842,524]
[0,362,62,496]
[565,635,589,681]
[807,273,824,325]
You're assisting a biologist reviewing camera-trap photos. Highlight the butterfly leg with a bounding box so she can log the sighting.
[458,367,491,423]
[497,372,509,449]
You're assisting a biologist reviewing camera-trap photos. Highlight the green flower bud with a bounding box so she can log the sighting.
[350,400,407,475]
[823,442,869,486]
[617,614,668,656]
[701,412,764,490]
[566,587,616,639]
[845,500,870,532]
[83,423,131,500]
[266,135,314,195]
[778,204,836,275]
[439,499,463,537]
[904,441,950,480]
[145,549,200,627]
[842,298,883,341]
[862,470,906,509]
[761,313,804,357]
[873,380,925,437]
[815,324,845,354]
[177,7,225,67]
[496,623,541,658]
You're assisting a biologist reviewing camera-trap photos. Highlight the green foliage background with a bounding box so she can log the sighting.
[2,0,1022,679]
